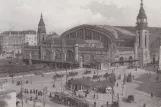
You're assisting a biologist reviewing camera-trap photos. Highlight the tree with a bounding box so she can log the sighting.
[104,73,110,80]
[109,72,116,103]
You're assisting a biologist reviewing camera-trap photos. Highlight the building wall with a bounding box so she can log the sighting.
[0,30,36,54]
[25,33,37,46]
[115,50,134,62]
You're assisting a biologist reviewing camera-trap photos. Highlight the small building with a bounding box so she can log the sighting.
[67,78,92,91]
[67,78,111,93]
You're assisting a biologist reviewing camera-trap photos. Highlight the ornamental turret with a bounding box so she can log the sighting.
[37,13,46,44]
[135,0,150,67]
[136,0,148,30]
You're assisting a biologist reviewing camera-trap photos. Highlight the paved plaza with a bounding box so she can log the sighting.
[5,66,161,107]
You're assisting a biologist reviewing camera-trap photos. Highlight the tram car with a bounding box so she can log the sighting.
[51,92,91,107]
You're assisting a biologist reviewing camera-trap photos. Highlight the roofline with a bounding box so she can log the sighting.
[60,24,116,43]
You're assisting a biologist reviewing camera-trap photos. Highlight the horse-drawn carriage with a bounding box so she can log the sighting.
[93,75,101,80]
[53,74,65,79]
[83,70,91,75]
[67,72,78,77]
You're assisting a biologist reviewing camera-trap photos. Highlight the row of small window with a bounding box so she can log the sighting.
[26,37,37,40]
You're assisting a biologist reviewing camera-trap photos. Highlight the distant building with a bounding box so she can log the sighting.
[0,30,37,55]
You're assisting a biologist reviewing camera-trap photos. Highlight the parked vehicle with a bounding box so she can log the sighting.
[126,95,134,103]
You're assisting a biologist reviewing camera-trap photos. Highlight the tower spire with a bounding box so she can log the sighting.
[141,0,143,7]
[41,13,43,18]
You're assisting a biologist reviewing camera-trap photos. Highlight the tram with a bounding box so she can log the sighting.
[51,92,91,107]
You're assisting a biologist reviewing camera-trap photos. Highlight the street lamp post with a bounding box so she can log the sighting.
[42,88,46,107]
[20,81,24,107]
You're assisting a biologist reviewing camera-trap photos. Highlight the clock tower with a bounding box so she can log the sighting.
[135,0,150,67]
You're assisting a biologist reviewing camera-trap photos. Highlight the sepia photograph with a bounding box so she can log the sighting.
[0,0,161,107]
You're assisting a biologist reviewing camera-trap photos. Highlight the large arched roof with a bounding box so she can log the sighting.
[61,24,135,41]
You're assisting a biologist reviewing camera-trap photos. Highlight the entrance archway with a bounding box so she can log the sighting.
[55,50,62,61]
[66,50,74,62]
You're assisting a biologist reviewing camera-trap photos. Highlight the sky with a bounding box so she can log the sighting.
[0,0,161,35]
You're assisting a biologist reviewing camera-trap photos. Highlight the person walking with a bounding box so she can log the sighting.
[94,101,96,107]
[143,103,146,107]
[151,92,153,98]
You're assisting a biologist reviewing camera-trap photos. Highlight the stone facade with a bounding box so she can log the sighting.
[0,30,37,54]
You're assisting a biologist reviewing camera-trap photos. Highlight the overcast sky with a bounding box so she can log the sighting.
[0,0,161,34]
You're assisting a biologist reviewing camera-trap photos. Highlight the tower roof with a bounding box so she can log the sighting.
[37,13,46,33]
[38,13,45,26]
[137,0,147,19]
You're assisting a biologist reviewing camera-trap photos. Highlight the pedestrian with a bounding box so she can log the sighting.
[151,92,153,98]
[30,96,32,101]
[106,101,108,106]
[85,92,87,98]
[156,76,159,82]
[35,95,38,100]
[30,90,32,94]
[143,103,146,107]
[49,92,52,98]
[36,89,37,94]
[33,89,35,94]
[94,101,96,107]
[117,93,119,101]
[117,83,118,87]
[93,94,95,99]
